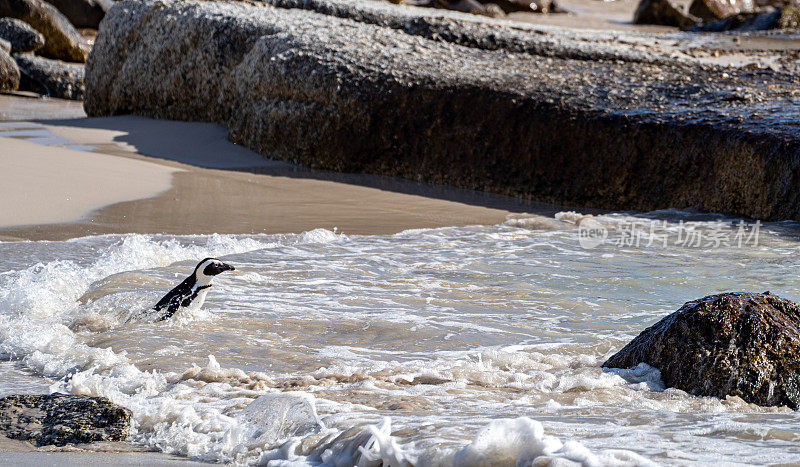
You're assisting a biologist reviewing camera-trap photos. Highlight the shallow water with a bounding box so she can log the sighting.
[1,212,799,465]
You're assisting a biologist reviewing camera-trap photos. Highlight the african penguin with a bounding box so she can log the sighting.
[152,258,235,321]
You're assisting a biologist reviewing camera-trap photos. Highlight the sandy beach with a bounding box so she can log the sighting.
[0,95,559,242]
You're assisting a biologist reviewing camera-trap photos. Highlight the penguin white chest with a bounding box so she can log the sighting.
[185,286,211,312]
[181,287,211,311]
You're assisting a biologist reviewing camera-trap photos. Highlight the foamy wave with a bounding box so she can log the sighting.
[2,225,793,464]
[296,228,349,244]
[0,233,278,461]
[454,417,655,466]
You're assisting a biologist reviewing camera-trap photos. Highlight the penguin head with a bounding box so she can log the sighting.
[194,258,235,284]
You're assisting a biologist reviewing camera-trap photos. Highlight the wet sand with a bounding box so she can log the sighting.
[0,137,178,228]
[0,94,87,121]
[0,96,557,241]
[0,436,206,466]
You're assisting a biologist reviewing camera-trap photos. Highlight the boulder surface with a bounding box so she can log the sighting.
[0,394,131,446]
[14,52,85,99]
[85,0,800,221]
[0,47,20,91]
[0,17,46,53]
[0,0,90,62]
[604,292,800,408]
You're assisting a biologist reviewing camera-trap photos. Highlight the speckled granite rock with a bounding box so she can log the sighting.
[604,293,800,408]
[85,0,800,221]
[14,53,84,99]
[0,17,46,53]
[0,47,20,91]
[0,0,90,62]
[0,38,9,53]
[0,394,131,446]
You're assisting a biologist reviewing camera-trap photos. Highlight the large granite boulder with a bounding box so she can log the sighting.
[0,0,90,62]
[0,47,20,90]
[14,53,84,99]
[604,292,800,408]
[85,0,800,221]
[44,0,107,28]
[0,394,131,446]
[0,17,46,53]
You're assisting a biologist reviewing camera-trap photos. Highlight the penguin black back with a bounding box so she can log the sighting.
[152,258,235,321]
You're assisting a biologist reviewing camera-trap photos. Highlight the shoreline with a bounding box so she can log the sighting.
[0,136,178,229]
[0,99,563,241]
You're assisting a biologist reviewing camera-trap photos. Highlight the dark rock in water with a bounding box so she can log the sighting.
[0,47,20,91]
[603,292,800,408]
[14,53,84,99]
[0,0,90,62]
[688,0,754,21]
[0,17,46,53]
[689,3,800,30]
[43,0,106,28]
[0,394,131,446]
[633,0,700,27]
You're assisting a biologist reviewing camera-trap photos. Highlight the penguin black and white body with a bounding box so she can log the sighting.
[152,258,235,321]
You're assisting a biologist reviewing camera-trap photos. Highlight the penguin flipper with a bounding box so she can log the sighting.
[155,299,182,321]
[152,278,194,322]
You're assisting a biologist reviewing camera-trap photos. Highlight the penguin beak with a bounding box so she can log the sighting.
[221,262,235,272]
